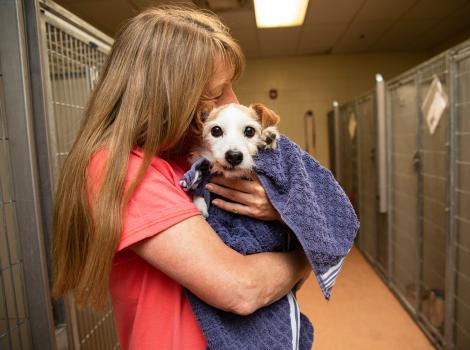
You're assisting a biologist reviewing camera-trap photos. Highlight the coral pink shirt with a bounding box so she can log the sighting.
[88,149,207,350]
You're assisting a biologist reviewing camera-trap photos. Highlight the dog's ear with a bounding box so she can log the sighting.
[198,104,212,123]
[188,104,212,140]
[250,103,280,129]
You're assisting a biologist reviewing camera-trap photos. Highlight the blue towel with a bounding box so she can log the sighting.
[179,136,360,350]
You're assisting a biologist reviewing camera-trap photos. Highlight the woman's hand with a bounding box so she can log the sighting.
[206,175,281,221]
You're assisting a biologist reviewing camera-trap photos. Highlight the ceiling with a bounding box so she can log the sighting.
[53,0,470,57]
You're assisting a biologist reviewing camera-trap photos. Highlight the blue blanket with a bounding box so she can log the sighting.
[179,136,359,350]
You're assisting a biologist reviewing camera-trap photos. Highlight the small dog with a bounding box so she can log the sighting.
[188,103,280,217]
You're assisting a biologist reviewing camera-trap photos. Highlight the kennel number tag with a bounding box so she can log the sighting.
[421,75,448,135]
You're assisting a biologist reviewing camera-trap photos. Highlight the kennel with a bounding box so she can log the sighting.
[387,54,451,348]
[330,39,470,350]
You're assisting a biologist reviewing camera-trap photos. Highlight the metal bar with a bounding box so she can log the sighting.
[92,39,100,89]
[65,296,80,349]
[415,68,424,324]
[454,43,470,61]
[355,97,364,251]
[376,74,388,213]
[43,22,60,185]
[64,29,76,158]
[60,29,70,155]
[387,72,416,90]
[85,37,93,90]
[333,101,341,182]
[386,84,393,285]
[444,50,458,350]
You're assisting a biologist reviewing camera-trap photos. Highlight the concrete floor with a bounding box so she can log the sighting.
[297,246,435,350]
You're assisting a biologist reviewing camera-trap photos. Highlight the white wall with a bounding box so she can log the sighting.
[234,52,430,168]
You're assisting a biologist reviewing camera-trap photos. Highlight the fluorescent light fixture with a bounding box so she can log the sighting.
[254,0,309,28]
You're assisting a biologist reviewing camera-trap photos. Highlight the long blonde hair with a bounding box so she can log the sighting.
[52,5,245,309]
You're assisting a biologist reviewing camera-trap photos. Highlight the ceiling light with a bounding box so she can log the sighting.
[254,0,309,28]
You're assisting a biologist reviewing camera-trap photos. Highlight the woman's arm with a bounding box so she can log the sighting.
[131,215,309,316]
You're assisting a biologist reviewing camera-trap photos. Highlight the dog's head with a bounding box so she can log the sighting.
[200,103,280,176]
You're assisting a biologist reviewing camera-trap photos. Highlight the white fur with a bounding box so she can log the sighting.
[190,103,279,217]
[200,104,263,176]
[194,196,209,218]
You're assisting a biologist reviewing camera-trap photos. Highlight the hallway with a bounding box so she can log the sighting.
[298,247,435,350]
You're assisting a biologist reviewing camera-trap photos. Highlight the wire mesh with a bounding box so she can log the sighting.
[417,58,449,343]
[43,18,119,349]
[76,299,119,350]
[45,21,107,179]
[454,50,470,350]
[387,75,420,311]
[338,102,359,212]
[356,94,377,260]
[0,64,33,349]
[356,93,389,274]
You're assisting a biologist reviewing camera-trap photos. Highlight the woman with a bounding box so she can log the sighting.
[52,5,310,349]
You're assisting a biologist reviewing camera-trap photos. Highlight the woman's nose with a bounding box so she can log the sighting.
[216,85,239,107]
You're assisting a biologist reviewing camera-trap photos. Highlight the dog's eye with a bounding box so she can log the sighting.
[244,126,255,138]
[211,126,223,137]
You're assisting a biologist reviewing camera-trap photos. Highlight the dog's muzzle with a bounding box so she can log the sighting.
[225,150,243,166]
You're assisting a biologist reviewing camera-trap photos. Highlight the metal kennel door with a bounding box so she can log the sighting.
[387,74,420,311]
[338,102,359,211]
[356,94,378,260]
[387,54,452,348]
[356,93,389,274]
[41,10,110,181]
[417,56,450,345]
[0,54,33,350]
[40,3,120,349]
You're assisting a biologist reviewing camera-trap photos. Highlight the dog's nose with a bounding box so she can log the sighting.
[225,151,243,166]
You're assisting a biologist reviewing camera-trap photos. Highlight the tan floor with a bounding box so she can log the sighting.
[297,247,435,350]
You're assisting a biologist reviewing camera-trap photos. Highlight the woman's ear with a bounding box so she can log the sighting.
[249,103,280,128]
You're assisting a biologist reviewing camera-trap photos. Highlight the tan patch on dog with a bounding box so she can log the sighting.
[249,103,281,128]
